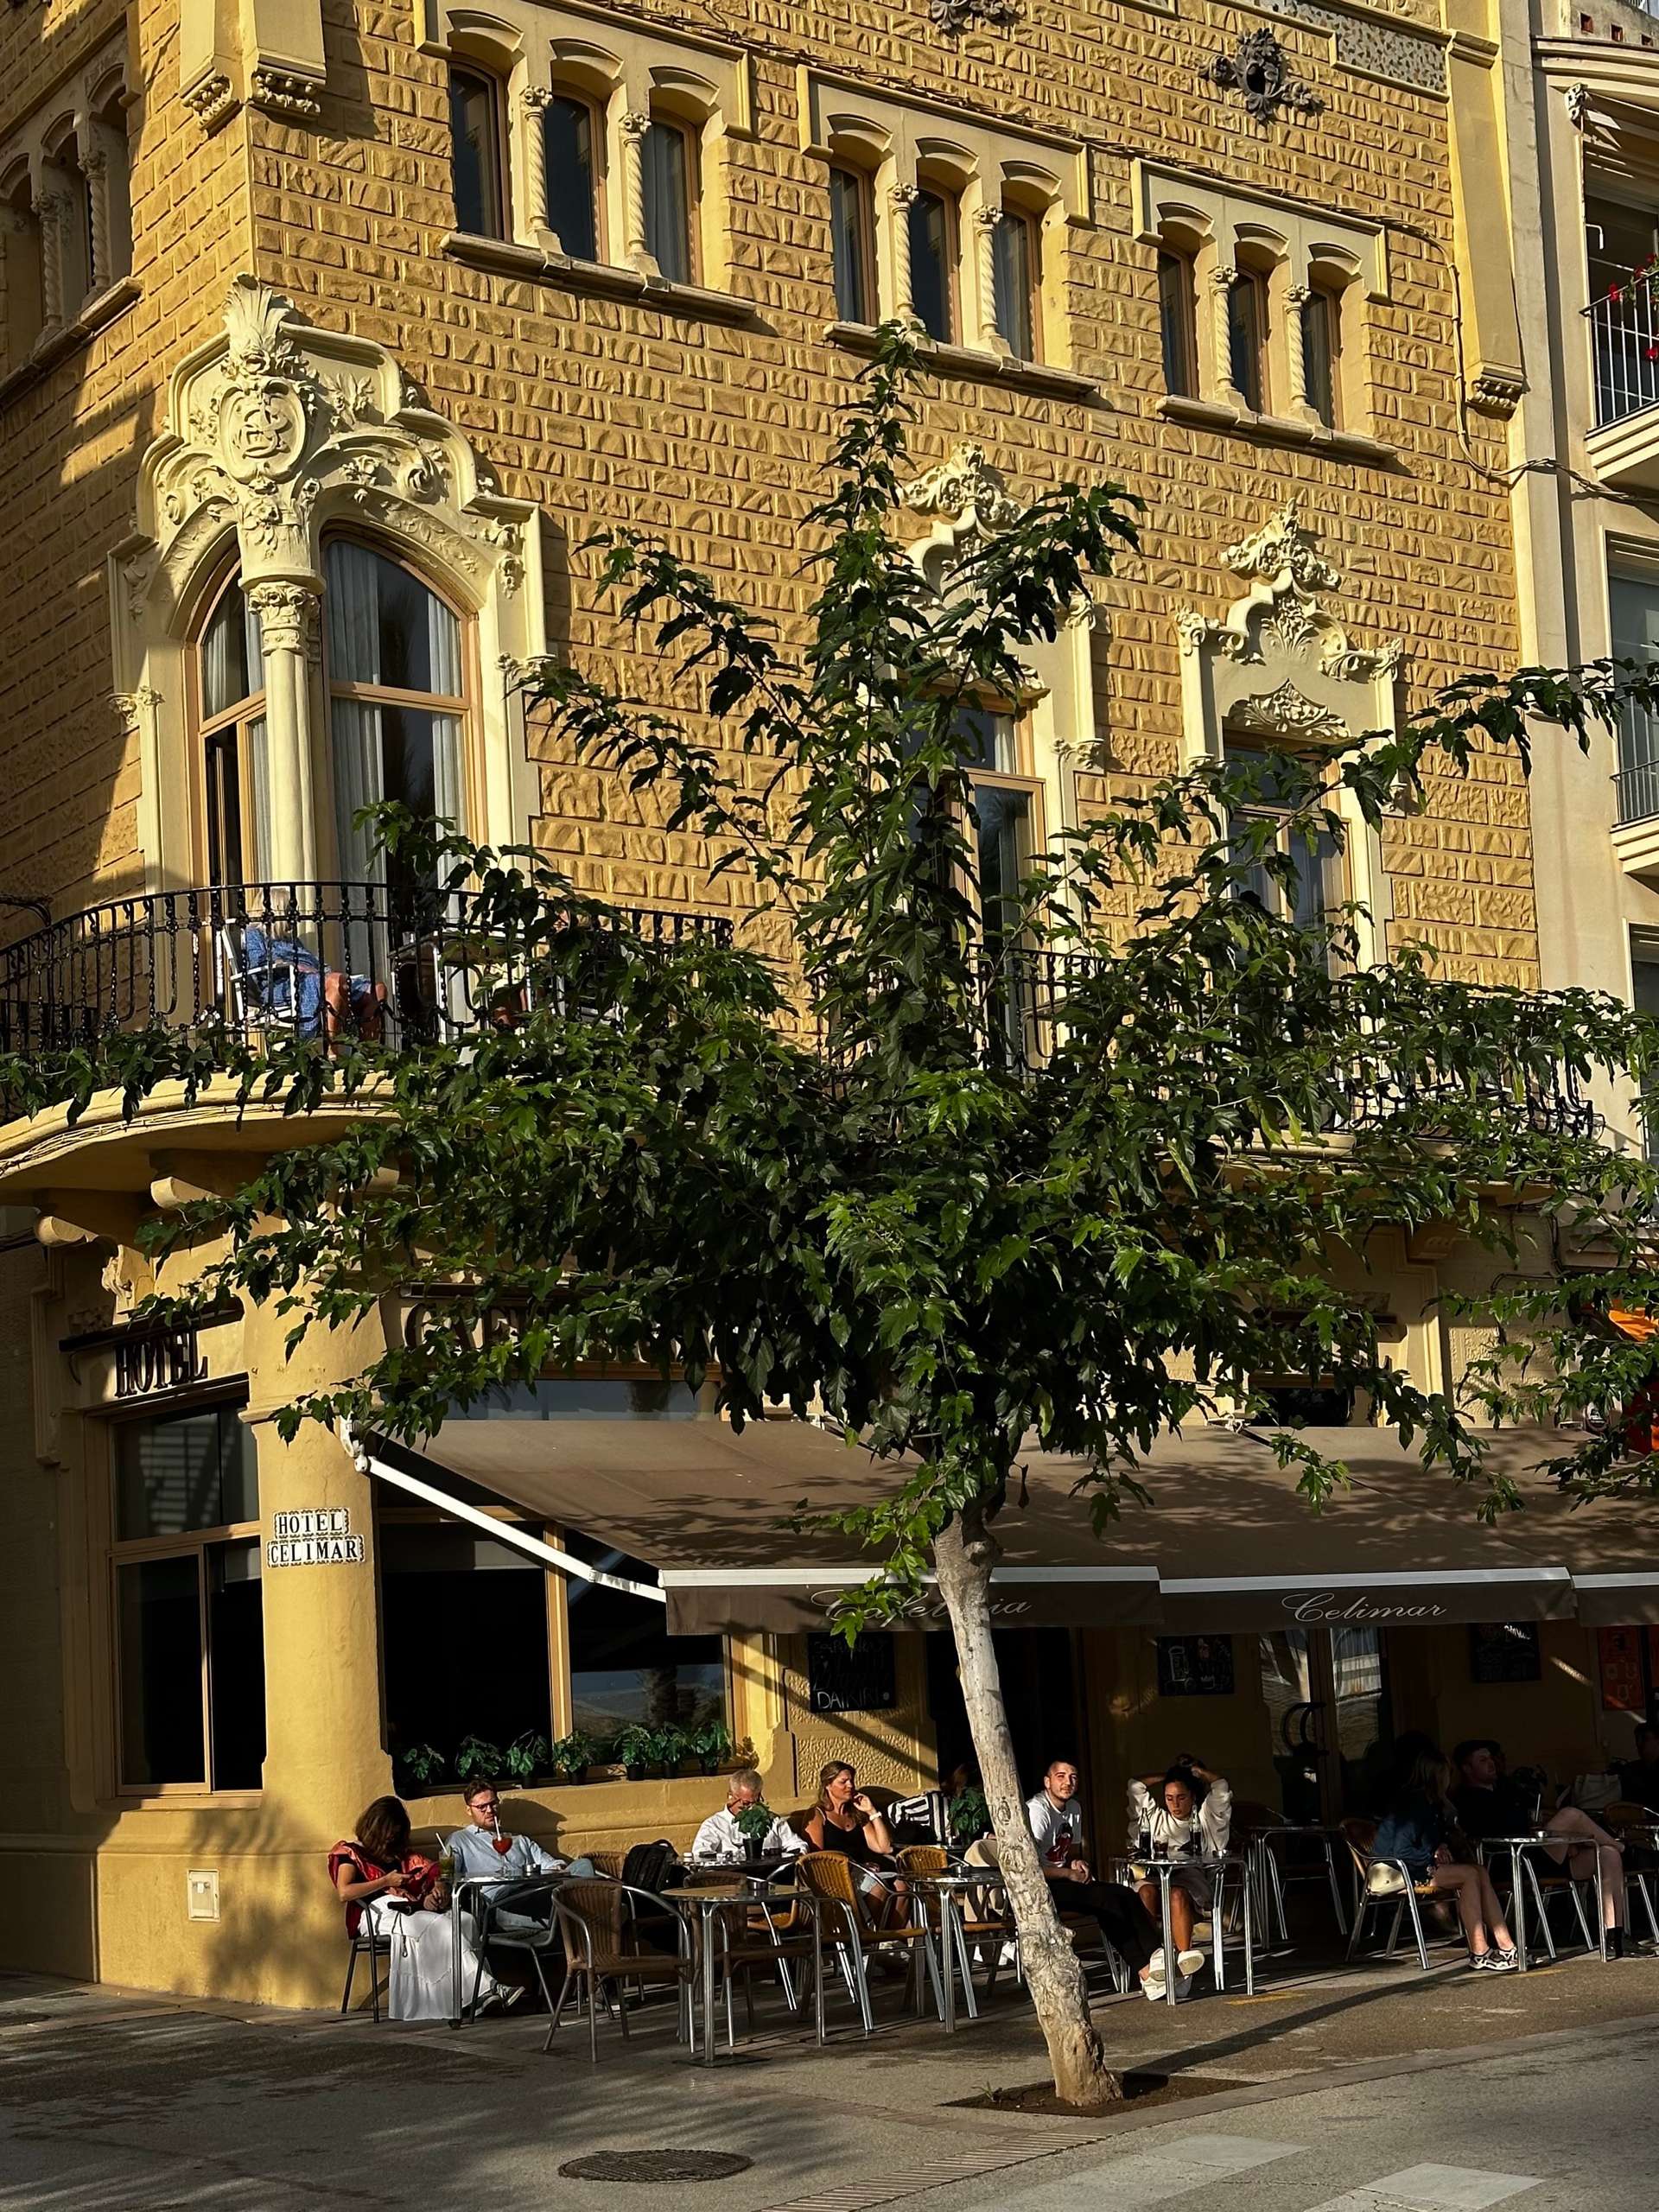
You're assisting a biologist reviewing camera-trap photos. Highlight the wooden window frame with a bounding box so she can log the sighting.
[192,568,267,891]
[1157,246,1198,397]
[910,181,961,346]
[643,112,702,288]
[994,203,1043,363]
[1222,734,1348,931]
[829,162,879,325]
[543,86,607,264]
[1228,264,1272,414]
[448,60,511,242]
[1302,278,1344,430]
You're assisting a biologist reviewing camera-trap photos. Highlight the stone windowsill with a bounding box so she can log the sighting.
[442,232,758,325]
[0,275,142,412]
[827,321,1103,403]
[1155,391,1395,464]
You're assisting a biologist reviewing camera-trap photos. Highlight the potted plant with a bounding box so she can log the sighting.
[614,1722,686,1779]
[503,1731,551,1785]
[397,1741,448,1795]
[454,1733,505,1784]
[948,1785,990,1850]
[689,1719,733,1776]
[549,1730,596,1784]
[734,1797,779,1862]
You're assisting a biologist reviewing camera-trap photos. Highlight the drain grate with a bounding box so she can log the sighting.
[558,2151,754,2183]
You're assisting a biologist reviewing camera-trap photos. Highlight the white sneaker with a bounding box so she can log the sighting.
[1176,1948,1206,1977]
[1143,1974,1167,2002]
[996,1941,1018,1968]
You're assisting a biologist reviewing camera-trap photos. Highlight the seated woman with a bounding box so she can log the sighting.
[796,1762,906,1923]
[1372,1748,1519,1972]
[330,1794,505,2019]
[1128,1755,1232,1962]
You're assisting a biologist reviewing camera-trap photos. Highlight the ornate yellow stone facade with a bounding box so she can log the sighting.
[0,0,1592,2010]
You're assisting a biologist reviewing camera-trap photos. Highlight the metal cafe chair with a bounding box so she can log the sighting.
[896,1843,1015,2016]
[1239,1802,1349,1942]
[466,1875,568,2018]
[339,1915,390,2021]
[1480,1840,1596,1960]
[967,1835,1131,1998]
[792,1851,946,2034]
[1339,1819,1435,1973]
[1600,1803,1659,1947]
[543,1880,696,2061]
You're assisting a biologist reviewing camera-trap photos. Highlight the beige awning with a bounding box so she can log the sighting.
[378,1414,1659,1635]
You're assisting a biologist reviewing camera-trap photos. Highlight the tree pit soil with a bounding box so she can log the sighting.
[951,2071,1246,2118]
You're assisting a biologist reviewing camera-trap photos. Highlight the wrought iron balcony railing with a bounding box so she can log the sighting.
[0,880,734,1059]
[1587,275,1659,429]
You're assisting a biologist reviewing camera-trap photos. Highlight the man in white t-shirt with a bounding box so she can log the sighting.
[1027,1759,1204,2000]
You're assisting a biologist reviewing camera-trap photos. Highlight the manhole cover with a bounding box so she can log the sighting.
[557,2152,753,2183]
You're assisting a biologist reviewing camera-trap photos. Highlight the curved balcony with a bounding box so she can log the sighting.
[0,880,734,1063]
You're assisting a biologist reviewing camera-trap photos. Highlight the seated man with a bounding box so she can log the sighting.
[1451,1738,1631,1955]
[1617,1720,1659,1815]
[690,1769,806,1861]
[1128,1755,1232,1960]
[1028,1758,1203,2001]
[446,1778,589,1932]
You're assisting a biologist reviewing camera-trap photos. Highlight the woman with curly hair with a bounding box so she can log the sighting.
[329,1794,504,2018]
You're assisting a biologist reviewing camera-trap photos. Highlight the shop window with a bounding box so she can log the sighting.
[830,163,877,324]
[563,1530,724,1737]
[111,1402,265,1792]
[1228,265,1271,412]
[1302,280,1343,429]
[197,572,269,887]
[380,1519,553,1775]
[1157,248,1198,397]
[642,116,698,286]
[1224,738,1344,933]
[993,205,1040,361]
[909,184,958,345]
[3,168,46,369]
[449,63,509,239]
[323,541,467,887]
[543,92,602,263]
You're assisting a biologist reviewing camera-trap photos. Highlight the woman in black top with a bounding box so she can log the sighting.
[798,1762,903,1920]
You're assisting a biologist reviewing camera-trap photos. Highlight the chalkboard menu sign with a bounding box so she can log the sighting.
[806,1632,898,1714]
[1156,1635,1236,1698]
[1468,1622,1541,1684]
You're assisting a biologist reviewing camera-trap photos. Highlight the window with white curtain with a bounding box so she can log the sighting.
[197,575,270,887]
[324,543,467,888]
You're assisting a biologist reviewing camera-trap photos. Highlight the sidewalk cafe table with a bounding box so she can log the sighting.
[663,1873,829,2066]
[1115,1853,1255,2004]
[1477,1834,1608,1971]
[909,1870,1007,2033]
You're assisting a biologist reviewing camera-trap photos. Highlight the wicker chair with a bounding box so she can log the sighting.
[792,1851,944,2033]
[543,1880,694,2059]
[583,1851,628,1879]
[896,1843,1014,2014]
[960,1834,1128,1994]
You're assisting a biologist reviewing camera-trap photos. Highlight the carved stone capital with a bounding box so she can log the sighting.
[250,67,323,119]
[247,579,321,655]
[889,181,921,210]
[1470,366,1526,418]
[974,204,1004,232]
[522,84,556,111]
[620,110,652,140]
[1209,264,1237,294]
[181,73,238,134]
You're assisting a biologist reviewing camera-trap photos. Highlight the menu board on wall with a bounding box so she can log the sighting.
[1599,1626,1649,1713]
[805,1632,898,1714]
[1468,1623,1541,1685]
[1156,1635,1236,1699]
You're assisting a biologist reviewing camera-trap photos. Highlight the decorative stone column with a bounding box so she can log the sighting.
[1284,282,1319,424]
[83,150,111,295]
[889,181,921,331]
[520,85,556,251]
[32,191,65,334]
[974,203,1008,356]
[620,110,658,276]
[246,581,321,884]
[1210,263,1242,409]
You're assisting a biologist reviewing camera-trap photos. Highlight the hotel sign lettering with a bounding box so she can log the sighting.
[114,1323,208,1401]
[267,1508,365,1567]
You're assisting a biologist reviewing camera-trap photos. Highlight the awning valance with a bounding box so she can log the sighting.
[361,1415,1659,1635]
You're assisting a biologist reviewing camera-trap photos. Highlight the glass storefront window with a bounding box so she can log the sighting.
[563,1531,724,1738]
[379,1521,553,1767]
[111,1402,265,1792]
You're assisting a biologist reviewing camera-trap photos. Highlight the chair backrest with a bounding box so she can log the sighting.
[1338,1816,1377,1874]
[586,1850,627,1878]
[550,1878,622,1970]
[793,1849,868,1931]
[964,1834,1001,1870]
[896,1844,949,1879]
[1600,1799,1654,1835]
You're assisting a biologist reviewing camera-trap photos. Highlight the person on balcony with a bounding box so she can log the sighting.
[1029,1758,1199,2000]
[1128,1755,1233,1962]
[1451,1738,1630,1954]
[330,1794,506,2018]
[238,921,388,1040]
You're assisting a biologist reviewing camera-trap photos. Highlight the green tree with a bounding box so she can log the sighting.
[14,331,1659,2106]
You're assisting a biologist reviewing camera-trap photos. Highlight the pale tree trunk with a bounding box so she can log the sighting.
[932,1508,1120,2108]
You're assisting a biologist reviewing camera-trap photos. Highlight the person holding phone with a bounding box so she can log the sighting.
[798,1762,905,1920]
[329,1795,505,2018]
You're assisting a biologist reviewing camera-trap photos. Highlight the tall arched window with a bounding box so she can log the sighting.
[324,543,467,887]
[196,574,268,887]
[449,63,508,239]
[908,183,958,344]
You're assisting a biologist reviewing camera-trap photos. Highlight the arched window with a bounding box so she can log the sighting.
[1157,247,1198,397]
[908,183,958,345]
[324,543,467,887]
[1227,261,1272,412]
[90,86,133,289]
[829,163,876,324]
[449,63,508,239]
[642,114,698,285]
[196,573,268,887]
[543,90,603,262]
[2,168,44,368]
[1301,274,1344,429]
[42,132,94,318]
[992,203,1040,360]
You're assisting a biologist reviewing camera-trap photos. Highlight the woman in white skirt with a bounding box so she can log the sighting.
[330,1796,504,2020]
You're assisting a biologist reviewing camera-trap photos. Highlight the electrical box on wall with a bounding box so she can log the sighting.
[186,1869,219,1922]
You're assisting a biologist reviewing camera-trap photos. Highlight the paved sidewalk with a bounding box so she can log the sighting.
[1,1950,1656,2209]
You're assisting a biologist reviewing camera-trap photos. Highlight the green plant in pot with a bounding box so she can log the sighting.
[690,1719,733,1775]
[397,1741,448,1793]
[948,1786,990,1849]
[549,1730,597,1783]
[503,1731,551,1784]
[454,1733,505,1783]
[734,1797,779,1861]
[613,1722,686,1778]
